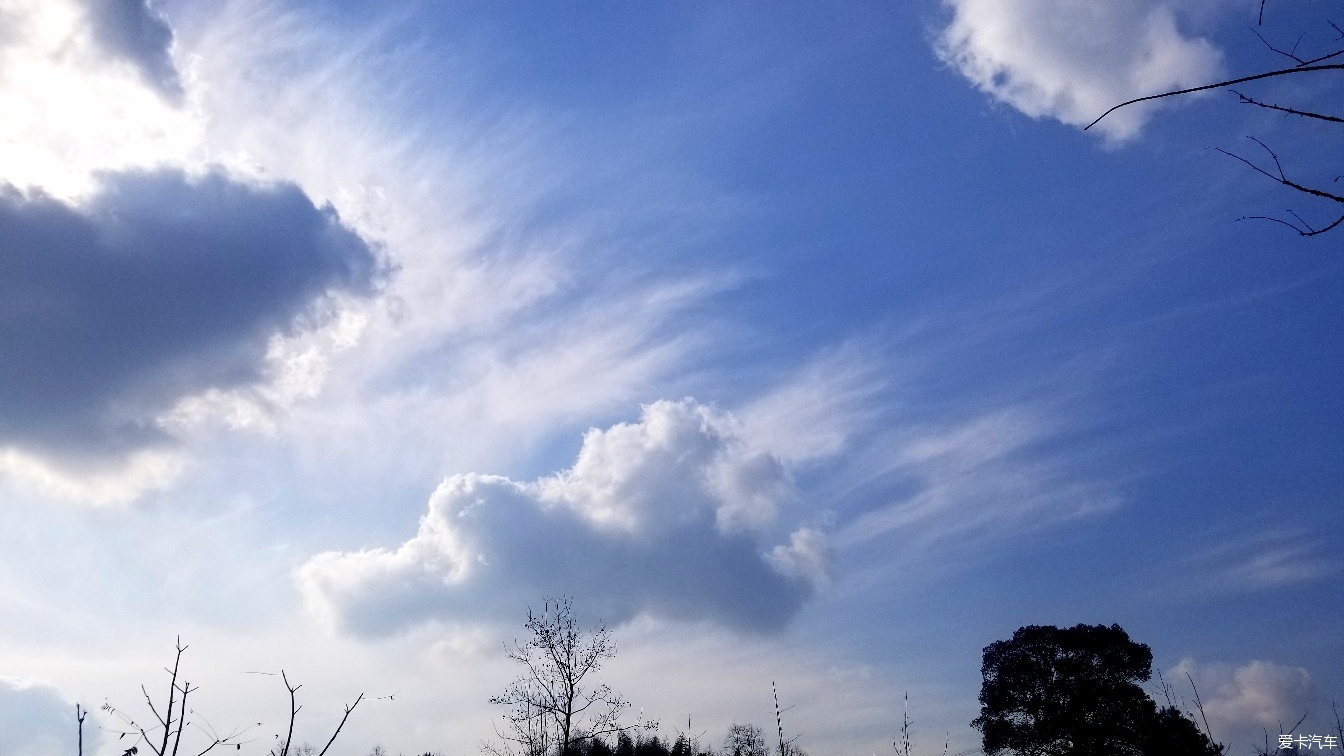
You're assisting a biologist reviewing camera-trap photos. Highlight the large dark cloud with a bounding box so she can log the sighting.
[0,169,379,457]
[78,0,183,100]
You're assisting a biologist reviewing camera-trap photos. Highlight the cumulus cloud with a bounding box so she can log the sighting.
[0,169,379,462]
[1174,659,1315,747]
[76,0,183,100]
[0,678,94,756]
[936,0,1225,140]
[298,399,829,636]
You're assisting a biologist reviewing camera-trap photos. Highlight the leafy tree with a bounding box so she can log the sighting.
[972,624,1171,756]
[1144,706,1224,756]
[635,735,667,756]
[489,598,630,756]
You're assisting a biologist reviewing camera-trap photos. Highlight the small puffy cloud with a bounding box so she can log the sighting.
[0,678,95,756]
[299,399,828,636]
[936,0,1224,140]
[767,527,831,591]
[1175,659,1315,747]
[0,169,379,464]
[76,0,183,100]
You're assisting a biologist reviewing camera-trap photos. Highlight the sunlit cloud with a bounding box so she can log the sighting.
[0,0,201,199]
[298,399,828,636]
[936,0,1225,140]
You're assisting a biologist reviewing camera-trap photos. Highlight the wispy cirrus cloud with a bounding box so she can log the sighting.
[835,408,1118,553]
[1172,527,1340,596]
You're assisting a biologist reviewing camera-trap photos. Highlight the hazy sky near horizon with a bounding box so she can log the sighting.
[0,0,1340,754]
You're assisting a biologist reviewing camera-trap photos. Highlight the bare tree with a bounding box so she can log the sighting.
[266,670,364,756]
[724,724,769,756]
[97,638,363,756]
[489,597,631,756]
[99,637,253,756]
[1089,2,1343,236]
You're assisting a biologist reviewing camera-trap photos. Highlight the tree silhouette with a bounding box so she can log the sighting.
[1145,706,1224,756]
[972,624,1222,756]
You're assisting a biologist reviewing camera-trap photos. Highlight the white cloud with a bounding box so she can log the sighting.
[1174,659,1316,748]
[298,399,827,636]
[766,528,831,591]
[539,399,795,534]
[936,0,1225,140]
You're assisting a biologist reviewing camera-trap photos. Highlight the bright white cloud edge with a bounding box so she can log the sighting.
[936,0,1226,140]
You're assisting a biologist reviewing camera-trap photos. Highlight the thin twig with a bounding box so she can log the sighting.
[1187,672,1216,746]
[1215,137,1344,205]
[1232,90,1344,123]
[1251,27,1304,64]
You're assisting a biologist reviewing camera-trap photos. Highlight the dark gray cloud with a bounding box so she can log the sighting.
[0,678,91,756]
[79,0,183,100]
[0,169,379,458]
[299,400,829,636]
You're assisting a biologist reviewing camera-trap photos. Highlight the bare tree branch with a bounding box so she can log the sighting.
[1085,63,1344,131]
[277,671,302,756]
[1241,212,1344,236]
[316,693,364,756]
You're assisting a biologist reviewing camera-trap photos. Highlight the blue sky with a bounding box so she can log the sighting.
[0,0,1340,754]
